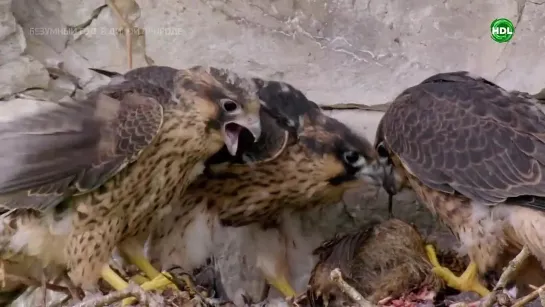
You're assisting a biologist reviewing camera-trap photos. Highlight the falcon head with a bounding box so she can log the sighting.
[175,66,263,156]
[375,119,402,196]
[204,78,319,171]
[199,88,384,226]
[298,110,384,190]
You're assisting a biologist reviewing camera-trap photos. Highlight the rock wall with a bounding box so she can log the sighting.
[4,0,545,102]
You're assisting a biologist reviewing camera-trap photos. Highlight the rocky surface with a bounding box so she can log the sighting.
[2,0,545,305]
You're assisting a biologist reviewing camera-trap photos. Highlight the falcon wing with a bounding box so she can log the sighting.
[90,66,178,92]
[0,84,163,210]
[382,71,545,206]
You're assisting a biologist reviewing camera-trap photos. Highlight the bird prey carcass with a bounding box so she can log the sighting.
[307,218,446,306]
[375,71,545,297]
[0,65,265,297]
[149,79,384,301]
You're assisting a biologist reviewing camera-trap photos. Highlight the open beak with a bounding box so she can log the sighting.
[221,114,262,156]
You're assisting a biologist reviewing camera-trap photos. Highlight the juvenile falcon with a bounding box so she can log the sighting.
[375,71,545,297]
[149,79,384,300]
[0,65,264,297]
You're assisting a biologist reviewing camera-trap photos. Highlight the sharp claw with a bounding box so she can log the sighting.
[167,268,202,296]
[426,245,490,297]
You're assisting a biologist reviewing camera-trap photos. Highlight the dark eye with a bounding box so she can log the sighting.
[376,142,389,158]
[221,99,239,113]
[343,151,361,164]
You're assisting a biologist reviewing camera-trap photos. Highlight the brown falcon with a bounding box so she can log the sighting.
[0,65,264,297]
[149,79,384,300]
[308,218,448,306]
[375,71,545,297]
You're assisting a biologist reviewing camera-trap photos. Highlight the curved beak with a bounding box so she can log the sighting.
[382,164,399,218]
[382,165,399,196]
[222,114,262,156]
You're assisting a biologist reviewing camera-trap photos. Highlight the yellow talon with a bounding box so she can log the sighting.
[425,244,490,297]
[130,274,149,285]
[266,275,296,298]
[101,265,130,291]
[100,266,136,306]
[179,273,198,295]
[101,265,178,306]
[120,244,178,292]
[140,272,177,291]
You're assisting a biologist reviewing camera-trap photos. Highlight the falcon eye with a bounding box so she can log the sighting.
[343,150,361,165]
[221,99,240,113]
[376,142,389,158]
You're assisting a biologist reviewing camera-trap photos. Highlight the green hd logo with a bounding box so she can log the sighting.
[490,18,515,43]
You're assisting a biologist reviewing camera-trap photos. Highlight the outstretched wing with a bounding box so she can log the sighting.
[382,71,545,207]
[0,85,164,210]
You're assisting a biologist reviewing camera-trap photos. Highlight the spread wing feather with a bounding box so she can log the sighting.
[382,71,545,206]
[0,85,164,211]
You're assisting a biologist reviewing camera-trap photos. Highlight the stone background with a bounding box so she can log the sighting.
[2,0,545,305]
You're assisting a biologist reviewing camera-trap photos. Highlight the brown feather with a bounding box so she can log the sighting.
[308,219,444,305]
[0,65,266,290]
[376,71,545,298]
[150,95,381,283]
[0,92,163,211]
[380,71,545,206]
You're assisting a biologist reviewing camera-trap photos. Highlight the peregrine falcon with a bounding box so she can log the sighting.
[375,71,545,297]
[149,79,384,300]
[0,65,264,299]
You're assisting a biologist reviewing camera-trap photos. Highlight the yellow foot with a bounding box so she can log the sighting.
[100,266,135,306]
[118,245,179,292]
[130,274,149,285]
[140,272,177,291]
[172,272,200,296]
[101,266,175,306]
[101,265,129,291]
[425,244,490,297]
[120,272,177,306]
[266,275,296,298]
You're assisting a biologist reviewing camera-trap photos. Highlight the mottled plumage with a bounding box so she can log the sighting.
[376,71,545,297]
[308,219,444,305]
[0,65,264,292]
[149,80,384,300]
